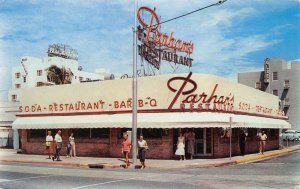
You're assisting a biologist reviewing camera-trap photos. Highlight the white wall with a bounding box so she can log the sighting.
[8,55,105,102]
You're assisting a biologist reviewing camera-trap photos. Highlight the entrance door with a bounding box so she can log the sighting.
[194,128,213,156]
[195,128,204,154]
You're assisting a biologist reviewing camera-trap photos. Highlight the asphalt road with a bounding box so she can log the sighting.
[0,151,299,189]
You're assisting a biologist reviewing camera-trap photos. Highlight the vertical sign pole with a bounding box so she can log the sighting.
[132,0,138,167]
[229,117,232,160]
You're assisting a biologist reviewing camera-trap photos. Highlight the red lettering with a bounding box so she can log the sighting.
[168,73,235,110]
[120,101,126,108]
[49,105,53,112]
[138,100,144,107]
[87,103,92,110]
[114,101,119,108]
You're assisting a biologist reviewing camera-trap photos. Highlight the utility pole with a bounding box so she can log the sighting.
[132,0,138,167]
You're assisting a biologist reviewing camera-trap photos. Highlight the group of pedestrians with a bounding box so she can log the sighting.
[121,132,148,169]
[239,130,268,156]
[175,129,268,160]
[45,129,269,168]
[45,130,76,161]
[175,130,195,160]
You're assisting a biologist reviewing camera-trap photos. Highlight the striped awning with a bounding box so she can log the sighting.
[12,112,291,129]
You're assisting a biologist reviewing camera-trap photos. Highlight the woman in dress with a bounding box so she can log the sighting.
[45,130,53,159]
[69,133,76,157]
[187,130,195,159]
[175,132,185,160]
[138,135,148,169]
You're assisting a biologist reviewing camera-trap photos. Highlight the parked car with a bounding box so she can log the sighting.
[281,130,300,141]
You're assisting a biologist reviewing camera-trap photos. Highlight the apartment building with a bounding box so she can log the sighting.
[238,58,300,131]
[8,44,105,102]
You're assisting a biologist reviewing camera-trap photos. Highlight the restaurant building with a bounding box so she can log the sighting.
[12,72,290,159]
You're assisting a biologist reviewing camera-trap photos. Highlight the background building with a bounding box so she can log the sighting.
[0,101,20,148]
[238,58,300,131]
[3,44,113,149]
[8,44,110,102]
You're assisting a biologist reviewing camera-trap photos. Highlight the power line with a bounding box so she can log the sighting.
[160,0,227,25]
[144,0,227,29]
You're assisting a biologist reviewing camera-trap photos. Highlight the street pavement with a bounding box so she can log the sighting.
[0,144,299,169]
[0,150,299,189]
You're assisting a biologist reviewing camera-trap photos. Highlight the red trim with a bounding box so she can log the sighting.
[16,108,288,120]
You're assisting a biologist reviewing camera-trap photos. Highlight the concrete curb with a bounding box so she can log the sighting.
[235,146,300,164]
[1,146,299,169]
[0,159,89,168]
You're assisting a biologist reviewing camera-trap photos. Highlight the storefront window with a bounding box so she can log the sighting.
[72,129,90,139]
[118,128,131,139]
[246,128,257,140]
[91,128,110,138]
[267,129,278,140]
[138,128,163,139]
[27,129,46,140]
[118,128,163,139]
[72,128,110,139]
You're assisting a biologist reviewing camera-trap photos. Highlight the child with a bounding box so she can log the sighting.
[66,143,71,158]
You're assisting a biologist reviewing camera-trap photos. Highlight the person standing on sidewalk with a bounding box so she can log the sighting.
[121,132,131,168]
[175,132,185,161]
[69,133,76,157]
[239,130,246,156]
[45,130,53,159]
[138,135,148,169]
[52,130,62,161]
[187,130,195,160]
[259,130,268,154]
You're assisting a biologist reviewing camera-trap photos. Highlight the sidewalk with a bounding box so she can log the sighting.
[0,145,299,169]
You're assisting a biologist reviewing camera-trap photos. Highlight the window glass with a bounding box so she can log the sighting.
[255,82,261,89]
[272,90,278,96]
[72,128,90,138]
[37,70,43,76]
[28,129,46,139]
[272,72,278,81]
[15,73,21,78]
[37,82,44,87]
[137,128,163,139]
[118,128,131,139]
[12,95,17,101]
[91,128,110,138]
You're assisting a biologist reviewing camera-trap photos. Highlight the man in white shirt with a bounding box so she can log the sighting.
[259,130,268,154]
[52,130,62,161]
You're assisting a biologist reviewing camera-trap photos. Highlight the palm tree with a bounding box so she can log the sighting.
[46,65,73,85]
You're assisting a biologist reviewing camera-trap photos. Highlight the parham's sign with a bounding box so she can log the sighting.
[137,6,194,70]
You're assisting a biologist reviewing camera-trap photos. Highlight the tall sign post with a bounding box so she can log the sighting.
[132,0,228,167]
[132,0,138,166]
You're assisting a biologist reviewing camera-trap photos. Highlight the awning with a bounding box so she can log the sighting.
[0,113,16,127]
[12,112,291,129]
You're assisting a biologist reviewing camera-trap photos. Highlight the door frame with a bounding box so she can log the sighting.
[195,128,213,157]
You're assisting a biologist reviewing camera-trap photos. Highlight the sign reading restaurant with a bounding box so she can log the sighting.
[18,73,285,118]
[137,6,194,70]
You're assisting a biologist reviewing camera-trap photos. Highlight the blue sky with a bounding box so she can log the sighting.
[0,0,299,100]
